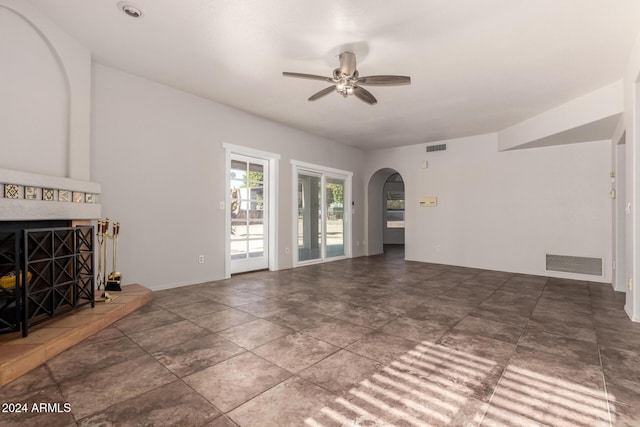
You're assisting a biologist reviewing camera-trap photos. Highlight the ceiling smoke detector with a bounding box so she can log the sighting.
[118,2,143,18]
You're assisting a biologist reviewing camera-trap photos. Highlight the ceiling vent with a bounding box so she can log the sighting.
[546,254,603,277]
[426,144,446,153]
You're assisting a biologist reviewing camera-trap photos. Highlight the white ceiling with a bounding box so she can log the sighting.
[29,0,640,149]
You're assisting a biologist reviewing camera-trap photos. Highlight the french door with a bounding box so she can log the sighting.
[294,162,351,265]
[229,154,269,274]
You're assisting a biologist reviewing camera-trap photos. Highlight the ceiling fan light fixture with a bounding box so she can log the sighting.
[117,2,143,18]
[283,51,411,105]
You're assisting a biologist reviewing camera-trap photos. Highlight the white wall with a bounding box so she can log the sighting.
[622,30,640,321]
[91,64,365,290]
[365,133,612,282]
[0,0,91,180]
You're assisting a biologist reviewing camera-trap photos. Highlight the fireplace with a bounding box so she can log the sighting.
[0,166,102,337]
[0,220,96,337]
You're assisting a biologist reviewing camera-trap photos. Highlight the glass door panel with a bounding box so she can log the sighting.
[326,177,345,258]
[230,219,248,261]
[298,173,322,262]
[230,155,268,273]
[247,219,264,257]
[294,164,350,266]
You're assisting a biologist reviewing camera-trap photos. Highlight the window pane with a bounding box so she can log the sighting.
[248,163,263,174]
[326,178,345,258]
[298,174,322,262]
[247,221,264,239]
[230,161,247,181]
[248,239,264,258]
[231,240,248,259]
[231,220,248,240]
[386,191,405,209]
[249,188,264,205]
[230,180,244,191]
[386,199,405,209]
[386,211,405,228]
[386,191,404,200]
[386,189,404,228]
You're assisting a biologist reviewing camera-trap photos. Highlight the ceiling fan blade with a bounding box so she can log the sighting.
[283,72,333,82]
[308,86,336,101]
[353,86,377,105]
[339,51,357,76]
[357,75,411,86]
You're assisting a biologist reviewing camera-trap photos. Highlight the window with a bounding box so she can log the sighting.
[386,190,405,228]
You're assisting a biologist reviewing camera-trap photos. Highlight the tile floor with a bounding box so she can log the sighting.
[0,284,152,386]
[1,247,639,426]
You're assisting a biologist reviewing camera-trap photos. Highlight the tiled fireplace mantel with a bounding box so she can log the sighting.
[0,167,101,221]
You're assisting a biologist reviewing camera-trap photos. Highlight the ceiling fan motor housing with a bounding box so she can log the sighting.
[339,51,357,77]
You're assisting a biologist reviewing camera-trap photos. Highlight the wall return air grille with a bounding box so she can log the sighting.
[545,254,603,277]
[426,144,446,153]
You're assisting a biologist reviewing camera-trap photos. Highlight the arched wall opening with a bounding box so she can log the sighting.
[367,168,405,256]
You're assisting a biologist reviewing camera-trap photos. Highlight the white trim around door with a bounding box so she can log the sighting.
[224,143,280,278]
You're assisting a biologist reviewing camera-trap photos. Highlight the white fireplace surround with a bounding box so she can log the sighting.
[0,167,101,221]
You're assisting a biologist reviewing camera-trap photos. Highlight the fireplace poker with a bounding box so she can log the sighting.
[106,221,122,291]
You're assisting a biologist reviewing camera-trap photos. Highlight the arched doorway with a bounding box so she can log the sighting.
[367,168,405,256]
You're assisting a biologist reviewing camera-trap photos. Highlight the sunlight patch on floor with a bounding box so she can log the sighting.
[484,365,612,426]
[359,379,451,423]
[371,372,460,413]
[305,340,614,427]
[305,341,491,426]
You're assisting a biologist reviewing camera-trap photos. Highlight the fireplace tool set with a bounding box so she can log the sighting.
[96,218,122,295]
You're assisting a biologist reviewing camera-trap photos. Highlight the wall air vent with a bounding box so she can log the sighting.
[426,144,446,153]
[545,254,603,277]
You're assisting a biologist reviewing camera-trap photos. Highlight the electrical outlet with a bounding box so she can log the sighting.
[285,247,290,254]
[436,245,441,252]
[198,255,204,264]
[628,277,633,290]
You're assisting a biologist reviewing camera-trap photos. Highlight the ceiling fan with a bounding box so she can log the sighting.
[282,51,411,105]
